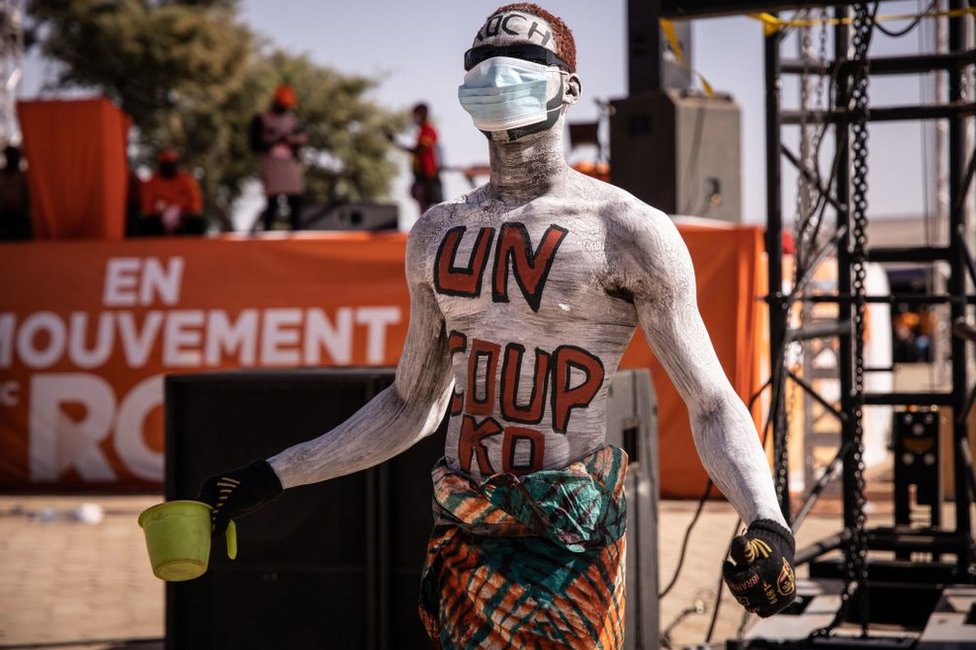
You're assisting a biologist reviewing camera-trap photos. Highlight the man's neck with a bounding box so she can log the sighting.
[487,119,570,204]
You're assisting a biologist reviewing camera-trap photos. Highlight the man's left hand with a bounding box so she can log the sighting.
[722,519,797,618]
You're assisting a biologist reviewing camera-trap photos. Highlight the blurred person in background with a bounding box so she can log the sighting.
[138,149,205,236]
[387,102,443,215]
[251,84,308,231]
[893,309,925,363]
[0,144,30,240]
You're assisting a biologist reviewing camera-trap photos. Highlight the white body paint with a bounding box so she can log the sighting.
[269,9,788,529]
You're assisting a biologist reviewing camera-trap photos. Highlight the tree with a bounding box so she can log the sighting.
[27,0,405,230]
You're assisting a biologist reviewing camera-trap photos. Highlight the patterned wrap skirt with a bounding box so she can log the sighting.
[419,446,628,649]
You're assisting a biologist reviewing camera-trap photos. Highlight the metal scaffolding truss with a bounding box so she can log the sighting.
[763,0,976,637]
[0,0,23,145]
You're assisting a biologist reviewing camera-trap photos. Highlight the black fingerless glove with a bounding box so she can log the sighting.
[196,459,283,538]
[722,519,797,618]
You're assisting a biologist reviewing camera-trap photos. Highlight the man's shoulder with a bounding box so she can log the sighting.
[407,200,460,251]
[574,177,674,242]
[408,186,498,247]
[579,179,691,291]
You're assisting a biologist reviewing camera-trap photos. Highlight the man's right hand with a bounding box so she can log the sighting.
[196,459,283,538]
[722,519,797,618]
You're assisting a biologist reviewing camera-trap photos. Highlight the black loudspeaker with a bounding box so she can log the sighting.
[165,368,660,649]
[301,202,399,231]
[164,368,440,650]
[893,408,942,538]
[605,369,660,650]
[610,89,741,222]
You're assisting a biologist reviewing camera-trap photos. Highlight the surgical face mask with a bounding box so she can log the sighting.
[458,56,564,132]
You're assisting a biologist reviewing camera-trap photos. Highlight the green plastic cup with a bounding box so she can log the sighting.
[138,500,237,582]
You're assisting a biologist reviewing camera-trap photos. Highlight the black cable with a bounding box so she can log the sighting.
[702,373,787,644]
[657,378,771,601]
[737,605,752,642]
[792,26,849,272]
[705,517,743,643]
[794,83,844,245]
[700,418,783,647]
[658,478,713,599]
[874,0,937,37]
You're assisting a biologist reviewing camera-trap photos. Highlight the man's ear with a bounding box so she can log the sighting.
[564,73,582,106]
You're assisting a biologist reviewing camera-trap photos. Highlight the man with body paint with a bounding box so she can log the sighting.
[199,4,796,648]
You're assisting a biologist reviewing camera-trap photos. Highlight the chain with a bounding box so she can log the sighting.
[809,3,874,638]
[847,1,872,634]
[795,15,815,272]
[774,343,791,513]
[794,13,831,489]
[781,8,830,515]
[794,8,830,272]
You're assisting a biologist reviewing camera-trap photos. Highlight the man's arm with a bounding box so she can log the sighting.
[616,207,796,616]
[267,218,454,489]
[385,134,418,156]
[197,216,453,533]
[183,172,204,216]
[616,207,786,528]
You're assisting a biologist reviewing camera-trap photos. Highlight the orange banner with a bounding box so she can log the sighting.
[0,234,411,489]
[0,227,766,496]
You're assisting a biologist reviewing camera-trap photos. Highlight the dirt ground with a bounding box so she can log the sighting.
[0,490,863,650]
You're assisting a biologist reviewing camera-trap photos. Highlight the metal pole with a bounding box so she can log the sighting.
[764,11,790,522]
[947,0,973,575]
[627,0,663,94]
[833,2,860,595]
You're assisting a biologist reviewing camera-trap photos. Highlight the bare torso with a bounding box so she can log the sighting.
[268,6,785,527]
[414,176,645,479]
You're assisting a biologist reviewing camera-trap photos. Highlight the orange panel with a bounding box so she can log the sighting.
[17,97,130,240]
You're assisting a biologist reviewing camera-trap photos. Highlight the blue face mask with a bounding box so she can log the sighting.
[458,56,562,132]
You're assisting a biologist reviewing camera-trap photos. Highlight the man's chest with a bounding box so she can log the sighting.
[427,212,619,324]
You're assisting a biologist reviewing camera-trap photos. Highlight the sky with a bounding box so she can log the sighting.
[22,1,954,230]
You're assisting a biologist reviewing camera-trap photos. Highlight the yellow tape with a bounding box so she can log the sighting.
[750,7,976,35]
[695,71,715,98]
[751,12,782,37]
[659,18,715,97]
[660,18,687,63]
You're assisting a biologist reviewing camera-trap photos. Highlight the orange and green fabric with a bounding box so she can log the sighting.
[419,446,628,649]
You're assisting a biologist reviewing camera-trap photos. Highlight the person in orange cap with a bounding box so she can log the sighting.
[138,149,204,236]
[249,83,308,231]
